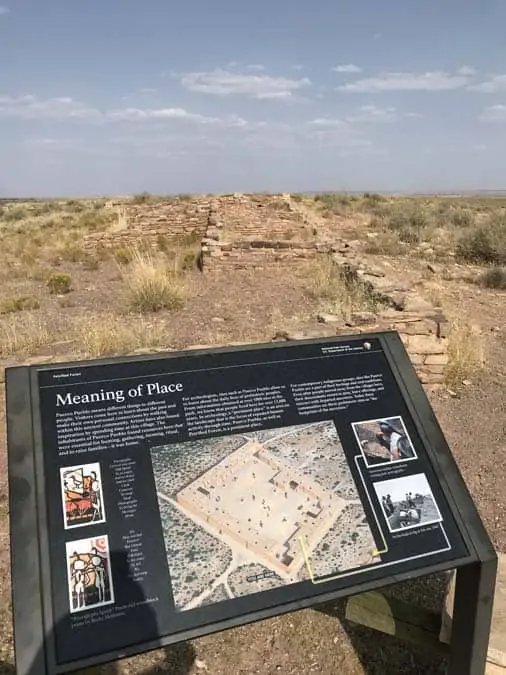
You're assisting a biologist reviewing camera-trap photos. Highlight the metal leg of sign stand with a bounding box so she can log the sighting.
[446,560,497,675]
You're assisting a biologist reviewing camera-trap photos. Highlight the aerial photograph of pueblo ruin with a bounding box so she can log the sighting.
[151,421,379,611]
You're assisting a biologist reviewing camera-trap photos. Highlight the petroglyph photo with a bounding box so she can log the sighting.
[151,421,380,612]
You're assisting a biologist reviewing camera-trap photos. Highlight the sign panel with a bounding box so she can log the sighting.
[7,332,480,674]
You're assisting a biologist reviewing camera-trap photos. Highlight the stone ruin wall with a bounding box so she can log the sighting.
[82,195,449,385]
[202,194,329,271]
[83,201,210,251]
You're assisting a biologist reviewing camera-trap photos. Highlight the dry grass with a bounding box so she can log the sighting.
[73,314,171,357]
[119,248,187,312]
[0,295,40,315]
[445,316,484,387]
[305,255,378,321]
[0,315,56,357]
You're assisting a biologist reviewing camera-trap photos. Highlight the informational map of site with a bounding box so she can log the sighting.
[17,335,470,670]
[151,421,380,611]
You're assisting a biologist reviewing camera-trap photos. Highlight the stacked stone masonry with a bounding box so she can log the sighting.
[84,201,210,250]
[82,195,449,385]
[202,194,330,272]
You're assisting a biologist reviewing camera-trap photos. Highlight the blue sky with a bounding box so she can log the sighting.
[1,0,506,196]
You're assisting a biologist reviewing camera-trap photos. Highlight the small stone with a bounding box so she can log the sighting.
[462,379,472,386]
[388,292,407,310]
[403,294,434,313]
[211,317,225,323]
[351,311,377,325]
[195,659,208,670]
[408,334,445,354]
[424,353,449,366]
[317,313,341,324]
[447,389,458,397]
[427,263,437,273]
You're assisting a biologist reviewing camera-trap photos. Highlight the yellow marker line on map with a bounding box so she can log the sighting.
[299,533,388,585]
[299,455,388,584]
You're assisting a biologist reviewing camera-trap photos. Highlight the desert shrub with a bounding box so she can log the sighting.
[114,247,133,265]
[456,227,505,264]
[271,199,291,211]
[480,267,506,289]
[386,202,429,231]
[363,231,405,256]
[305,254,379,320]
[120,249,186,312]
[132,191,152,204]
[31,202,60,217]
[66,199,86,213]
[4,207,27,222]
[47,273,72,294]
[315,192,351,207]
[313,192,356,217]
[81,253,100,271]
[156,234,171,254]
[0,295,40,314]
[363,192,385,205]
[290,193,303,202]
[158,231,202,271]
[59,243,86,263]
[398,228,421,244]
[177,193,192,201]
[77,211,112,231]
[450,208,474,228]
[445,318,484,387]
[174,249,201,272]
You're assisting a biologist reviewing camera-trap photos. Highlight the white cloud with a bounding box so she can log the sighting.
[478,104,506,122]
[0,94,248,128]
[0,94,102,120]
[332,64,362,74]
[337,70,472,93]
[109,107,214,123]
[346,105,397,122]
[344,105,423,123]
[0,6,10,15]
[469,75,506,93]
[179,68,311,99]
[309,118,346,127]
[107,107,247,127]
[107,108,248,127]
[457,65,476,76]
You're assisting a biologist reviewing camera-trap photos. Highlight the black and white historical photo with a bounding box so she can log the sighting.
[374,473,442,533]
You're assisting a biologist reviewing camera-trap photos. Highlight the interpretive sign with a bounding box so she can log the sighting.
[6,332,496,675]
